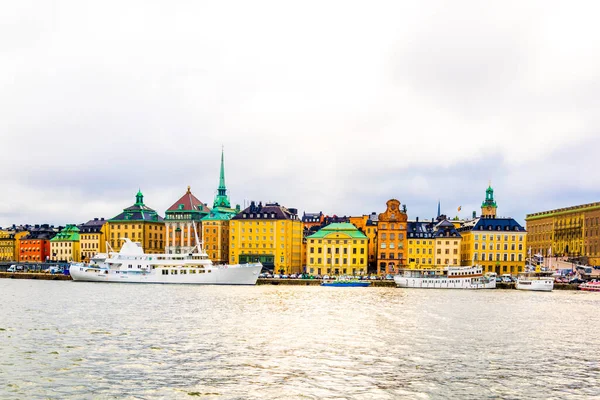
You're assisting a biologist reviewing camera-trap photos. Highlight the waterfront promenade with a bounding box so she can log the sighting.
[0,272,582,289]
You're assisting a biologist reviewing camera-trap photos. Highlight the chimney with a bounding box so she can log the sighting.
[416,217,419,222]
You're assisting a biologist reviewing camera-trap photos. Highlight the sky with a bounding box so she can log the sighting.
[2,0,600,228]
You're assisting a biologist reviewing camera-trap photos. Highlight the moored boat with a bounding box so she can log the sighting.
[516,270,554,292]
[321,276,370,287]
[393,265,496,289]
[579,281,600,292]
[70,239,262,285]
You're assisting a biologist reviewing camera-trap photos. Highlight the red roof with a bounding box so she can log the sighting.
[166,187,211,213]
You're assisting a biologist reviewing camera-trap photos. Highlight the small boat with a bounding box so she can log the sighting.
[321,276,370,287]
[579,281,600,292]
[393,265,496,289]
[516,269,554,292]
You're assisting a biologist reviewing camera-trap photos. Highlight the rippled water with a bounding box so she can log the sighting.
[1,280,599,399]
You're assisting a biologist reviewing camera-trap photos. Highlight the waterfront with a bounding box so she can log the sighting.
[1,281,599,399]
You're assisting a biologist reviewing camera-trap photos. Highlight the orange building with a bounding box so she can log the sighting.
[19,225,56,263]
[349,213,378,273]
[376,199,408,275]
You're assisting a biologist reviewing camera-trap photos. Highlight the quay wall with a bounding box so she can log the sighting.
[0,272,72,280]
[0,273,581,289]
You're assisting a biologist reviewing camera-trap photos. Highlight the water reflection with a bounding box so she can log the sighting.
[0,280,599,399]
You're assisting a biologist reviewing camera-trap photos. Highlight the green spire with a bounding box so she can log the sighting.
[214,148,231,208]
[481,183,497,208]
[135,189,144,206]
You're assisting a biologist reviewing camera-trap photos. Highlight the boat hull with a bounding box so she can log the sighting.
[516,279,554,292]
[70,264,262,285]
[394,276,496,289]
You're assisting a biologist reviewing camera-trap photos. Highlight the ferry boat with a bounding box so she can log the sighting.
[393,265,496,289]
[579,281,600,292]
[515,270,554,292]
[70,239,262,285]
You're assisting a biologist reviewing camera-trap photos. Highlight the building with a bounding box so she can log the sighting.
[433,218,462,266]
[305,222,368,276]
[202,149,240,263]
[349,213,378,272]
[0,228,29,262]
[459,185,527,275]
[376,199,408,275]
[50,224,81,262]
[407,218,435,269]
[229,201,303,274]
[165,186,210,254]
[79,218,107,262]
[525,202,600,266]
[106,190,165,253]
[19,225,56,263]
[302,212,324,230]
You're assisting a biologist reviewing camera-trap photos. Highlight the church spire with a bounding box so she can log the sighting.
[214,148,231,209]
[437,200,441,218]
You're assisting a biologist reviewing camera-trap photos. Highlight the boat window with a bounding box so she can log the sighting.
[199,269,205,273]
[181,270,187,275]
[171,270,178,275]
[162,270,168,275]
[190,269,196,274]
[208,270,212,273]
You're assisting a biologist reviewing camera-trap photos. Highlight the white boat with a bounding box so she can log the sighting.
[515,271,554,292]
[393,265,496,289]
[70,239,262,285]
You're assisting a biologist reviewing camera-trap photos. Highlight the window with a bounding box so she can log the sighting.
[381,243,387,249]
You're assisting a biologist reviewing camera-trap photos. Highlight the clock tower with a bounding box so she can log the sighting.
[481,184,497,219]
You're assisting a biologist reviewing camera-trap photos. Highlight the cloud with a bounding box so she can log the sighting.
[1,0,600,227]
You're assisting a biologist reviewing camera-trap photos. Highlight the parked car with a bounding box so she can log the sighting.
[385,274,394,280]
[569,278,584,284]
[322,275,330,280]
[258,273,268,278]
[281,274,289,279]
[495,277,502,283]
[273,274,281,279]
[7,265,24,272]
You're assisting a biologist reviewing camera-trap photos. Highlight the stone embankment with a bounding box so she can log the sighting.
[0,272,71,280]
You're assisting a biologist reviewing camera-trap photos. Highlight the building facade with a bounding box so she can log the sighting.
[229,201,303,274]
[106,190,165,253]
[349,213,378,272]
[19,225,56,263]
[50,224,81,262]
[79,218,107,262]
[376,199,408,274]
[407,219,435,269]
[526,202,600,265]
[165,186,210,254]
[0,229,28,261]
[433,218,462,266]
[202,150,240,263]
[305,223,368,276]
[459,185,527,275]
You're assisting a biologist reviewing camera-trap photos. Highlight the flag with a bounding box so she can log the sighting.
[458,206,462,212]
[548,247,552,257]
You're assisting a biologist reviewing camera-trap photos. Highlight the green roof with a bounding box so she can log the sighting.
[307,223,367,239]
[202,207,238,221]
[51,224,80,242]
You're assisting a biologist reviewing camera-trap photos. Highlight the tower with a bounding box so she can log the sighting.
[214,148,231,209]
[481,183,497,219]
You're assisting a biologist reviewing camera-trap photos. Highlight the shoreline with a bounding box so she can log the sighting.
[0,272,582,289]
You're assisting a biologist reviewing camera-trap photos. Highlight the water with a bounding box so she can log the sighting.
[1,280,599,399]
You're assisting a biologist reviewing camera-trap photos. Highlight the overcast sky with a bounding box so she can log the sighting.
[2,0,600,228]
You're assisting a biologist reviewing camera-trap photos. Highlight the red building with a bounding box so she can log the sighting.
[19,225,56,263]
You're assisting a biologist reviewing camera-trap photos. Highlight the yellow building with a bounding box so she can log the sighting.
[407,219,435,269]
[50,225,81,262]
[229,201,303,274]
[459,185,527,275]
[105,190,165,253]
[305,223,368,276]
[376,199,408,275]
[349,213,378,272]
[525,202,600,265]
[433,219,462,266]
[0,229,28,261]
[79,218,108,262]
